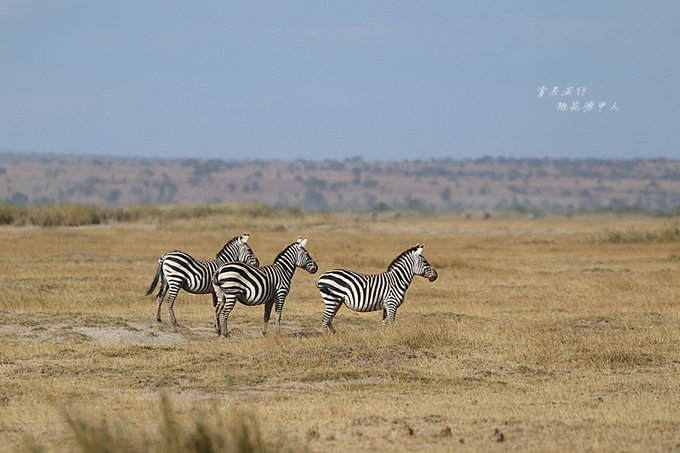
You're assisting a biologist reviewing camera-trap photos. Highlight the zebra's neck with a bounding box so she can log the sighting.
[272,245,298,278]
[386,254,416,291]
[216,241,238,263]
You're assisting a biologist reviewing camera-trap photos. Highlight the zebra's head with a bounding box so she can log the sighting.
[412,244,438,282]
[218,232,259,266]
[295,236,318,274]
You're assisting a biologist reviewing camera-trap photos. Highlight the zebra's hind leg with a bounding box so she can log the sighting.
[323,320,336,334]
[216,295,236,338]
[321,298,342,334]
[262,300,274,336]
[164,283,182,327]
[213,286,225,335]
[155,279,169,323]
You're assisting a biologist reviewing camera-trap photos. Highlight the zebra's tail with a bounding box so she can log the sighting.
[145,258,163,296]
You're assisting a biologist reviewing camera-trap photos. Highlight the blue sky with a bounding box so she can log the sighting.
[1,1,678,161]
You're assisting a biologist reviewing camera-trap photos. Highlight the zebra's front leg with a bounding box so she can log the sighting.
[274,295,286,334]
[214,303,221,335]
[382,302,397,326]
[262,299,274,336]
[165,284,182,327]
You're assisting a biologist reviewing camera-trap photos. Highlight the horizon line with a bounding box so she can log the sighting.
[1,150,678,164]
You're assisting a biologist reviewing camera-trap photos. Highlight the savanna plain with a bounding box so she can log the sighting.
[1,209,679,452]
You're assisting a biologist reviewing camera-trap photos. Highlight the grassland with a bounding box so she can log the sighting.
[1,210,679,451]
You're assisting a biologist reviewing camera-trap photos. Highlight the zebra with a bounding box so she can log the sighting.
[212,237,318,337]
[146,232,259,327]
[316,244,438,332]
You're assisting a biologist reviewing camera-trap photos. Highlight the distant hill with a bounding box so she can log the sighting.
[1,152,680,213]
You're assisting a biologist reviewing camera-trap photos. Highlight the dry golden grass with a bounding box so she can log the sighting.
[1,212,679,451]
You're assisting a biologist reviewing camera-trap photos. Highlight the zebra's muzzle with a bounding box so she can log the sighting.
[428,269,438,282]
[307,263,318,274]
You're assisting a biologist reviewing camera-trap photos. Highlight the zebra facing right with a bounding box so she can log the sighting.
[212,237,318,338]
[146,232,259,327]
[316,244,437,332]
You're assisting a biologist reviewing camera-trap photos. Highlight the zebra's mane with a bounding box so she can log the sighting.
[273,243,297,264]
[387,246,419,272]
[217,236,248,258]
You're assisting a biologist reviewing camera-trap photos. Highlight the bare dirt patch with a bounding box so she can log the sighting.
[0,314,214,346]
[73,325,187,345]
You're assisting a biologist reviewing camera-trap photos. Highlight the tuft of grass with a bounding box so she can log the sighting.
[391,319,467,350]
[27,394,292,453]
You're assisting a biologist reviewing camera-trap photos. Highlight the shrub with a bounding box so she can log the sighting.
[0,202,294,227]
[593,222,680,243]
[28,205,104,227]
[0,202,28,224]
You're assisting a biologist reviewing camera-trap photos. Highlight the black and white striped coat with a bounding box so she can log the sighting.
[146,232,259,327]
[316,244,437,332]
[212,237,318,337]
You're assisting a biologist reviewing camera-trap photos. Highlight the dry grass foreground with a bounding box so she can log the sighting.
[1,212,679,452]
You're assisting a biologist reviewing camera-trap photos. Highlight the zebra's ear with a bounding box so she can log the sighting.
[297,236,303,244]
[300,237,308,248]
[241,232,250,243]
[415,244,423,255]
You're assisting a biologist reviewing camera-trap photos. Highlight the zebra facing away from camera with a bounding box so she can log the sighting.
[316,244,438,333]
[146,232,259,327]
[212,237,318,337]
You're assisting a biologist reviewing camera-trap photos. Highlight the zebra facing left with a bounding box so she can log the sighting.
[146,232,259,327]
[316,243,438,332]
[212,236,318,337]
